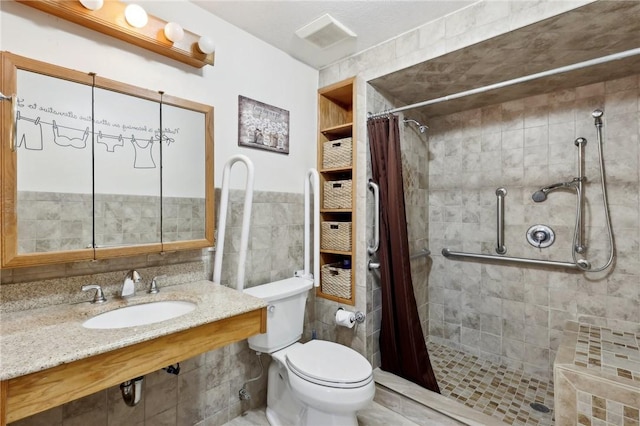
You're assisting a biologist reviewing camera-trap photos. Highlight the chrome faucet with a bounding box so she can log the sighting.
[82,284,107,304]
[121,270,142,297]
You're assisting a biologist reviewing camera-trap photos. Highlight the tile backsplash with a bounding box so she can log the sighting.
[15,191,205,253]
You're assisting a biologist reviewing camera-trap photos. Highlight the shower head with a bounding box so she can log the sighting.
[531,181,576,202]
[531,190,547,203]
[592,109,604,127]
[403,118,429,134]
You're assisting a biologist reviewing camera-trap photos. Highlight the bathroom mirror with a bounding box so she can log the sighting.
[1,52,214,268]
[160,96,209,245]
[14,69,94,255]
[92,84,162,249]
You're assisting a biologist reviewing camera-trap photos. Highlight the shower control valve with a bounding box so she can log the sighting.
[526,225,555,249]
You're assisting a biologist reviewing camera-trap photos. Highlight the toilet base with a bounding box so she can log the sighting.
[265,359,304,426]
[265,346,373,426]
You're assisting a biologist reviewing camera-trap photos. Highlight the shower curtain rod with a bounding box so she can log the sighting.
[369,47,640,118]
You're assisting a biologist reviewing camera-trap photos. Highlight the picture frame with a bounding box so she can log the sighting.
[238,95,290,154]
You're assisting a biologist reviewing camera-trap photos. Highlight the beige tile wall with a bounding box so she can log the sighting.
[427,75,640,379]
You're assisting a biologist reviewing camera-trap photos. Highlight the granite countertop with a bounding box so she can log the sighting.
[0,280,266,381]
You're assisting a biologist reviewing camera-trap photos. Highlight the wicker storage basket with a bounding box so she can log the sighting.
[323,179,352,209]
[321,221,352,252]
[322,138,352,169]
[321,263,352,299]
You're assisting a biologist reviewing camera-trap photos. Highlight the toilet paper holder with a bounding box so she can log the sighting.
[335,308,365,327]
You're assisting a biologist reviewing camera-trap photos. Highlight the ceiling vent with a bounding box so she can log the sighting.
[295,13,356,49]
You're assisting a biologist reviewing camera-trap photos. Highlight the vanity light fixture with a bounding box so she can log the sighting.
[197,36,216,54]
[164,22,184,43]
[124,4,148,28]
[79,0,103,11]
[15,0,214,68]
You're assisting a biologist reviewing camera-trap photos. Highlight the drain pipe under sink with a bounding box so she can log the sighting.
[120,376,144,406]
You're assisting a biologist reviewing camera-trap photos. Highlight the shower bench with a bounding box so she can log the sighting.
[554,321,640,424]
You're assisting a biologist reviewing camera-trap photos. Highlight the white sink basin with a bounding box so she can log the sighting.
[82,300,196,329]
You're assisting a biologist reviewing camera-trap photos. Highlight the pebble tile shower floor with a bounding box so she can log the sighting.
[429,342,555,425]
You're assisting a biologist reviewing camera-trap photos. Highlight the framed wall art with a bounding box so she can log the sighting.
[238,95,289,154]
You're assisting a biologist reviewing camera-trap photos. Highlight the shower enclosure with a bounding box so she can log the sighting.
[364,70,637,424]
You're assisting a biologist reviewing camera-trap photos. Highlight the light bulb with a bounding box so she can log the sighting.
[164,22,184,43]
[79,0,104,10]
[124,4,148,28]
[197,36,215,54]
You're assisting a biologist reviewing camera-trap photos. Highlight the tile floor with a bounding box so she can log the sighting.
[223,401,428,426]
[225,342,557,426]
[429,342,555,426]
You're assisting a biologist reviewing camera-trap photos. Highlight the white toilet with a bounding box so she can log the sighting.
[244,276,375,426]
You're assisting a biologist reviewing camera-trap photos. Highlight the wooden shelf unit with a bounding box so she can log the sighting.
[317,77,356,305]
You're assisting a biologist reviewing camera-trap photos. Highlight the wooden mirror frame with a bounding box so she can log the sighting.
[0,52,214,268]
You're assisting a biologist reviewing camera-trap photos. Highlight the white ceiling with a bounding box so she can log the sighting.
[192,1,476,70]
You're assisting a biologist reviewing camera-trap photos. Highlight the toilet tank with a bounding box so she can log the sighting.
[244,277,313,353]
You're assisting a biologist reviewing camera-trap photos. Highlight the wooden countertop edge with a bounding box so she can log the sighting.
[1,307,267,425]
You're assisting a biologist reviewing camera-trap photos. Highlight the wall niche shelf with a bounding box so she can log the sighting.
[321,123,353,138]
[317,77,356,306]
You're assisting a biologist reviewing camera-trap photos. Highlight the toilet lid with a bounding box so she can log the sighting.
[285,340,373,388]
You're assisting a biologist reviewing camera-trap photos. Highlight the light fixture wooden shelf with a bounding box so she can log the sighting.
[16,0,214,68]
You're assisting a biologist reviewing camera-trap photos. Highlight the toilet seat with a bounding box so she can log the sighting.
[285,340,373,389]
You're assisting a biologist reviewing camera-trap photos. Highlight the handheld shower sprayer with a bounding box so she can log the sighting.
[592,109,603,127]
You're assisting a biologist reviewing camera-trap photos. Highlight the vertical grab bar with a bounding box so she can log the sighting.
[368,180,380,255]
[212,155,255,292]
[368,180,381,270]
[303,169,320,287]
[495,187,507,254]
[574,137,587,253]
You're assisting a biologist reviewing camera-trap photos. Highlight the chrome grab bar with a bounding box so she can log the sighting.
[574,137,587,253]
[441,248,578,269]
[367,180,380,255]
[369,248,430,270]
[495,188,507,254]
